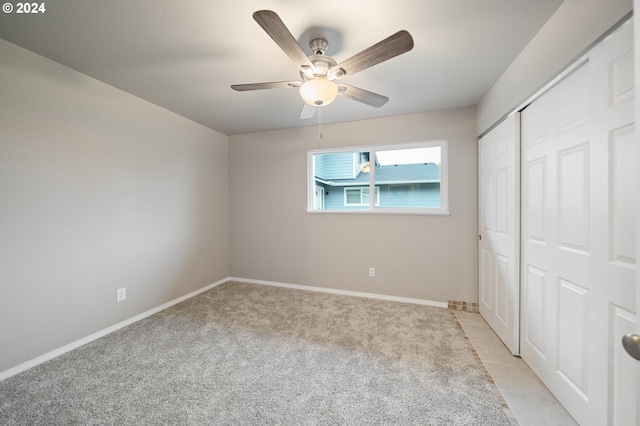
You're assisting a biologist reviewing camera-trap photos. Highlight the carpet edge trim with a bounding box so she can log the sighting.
[0,277,228,382]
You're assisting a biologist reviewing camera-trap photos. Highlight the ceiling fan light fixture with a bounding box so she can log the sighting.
[299,77,338,106]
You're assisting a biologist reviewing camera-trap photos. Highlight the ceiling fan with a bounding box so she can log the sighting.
[231,10,414,119]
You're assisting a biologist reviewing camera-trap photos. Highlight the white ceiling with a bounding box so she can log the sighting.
[0,0,563,135]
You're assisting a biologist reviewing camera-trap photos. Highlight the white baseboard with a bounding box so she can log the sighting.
[229,277,449,309]
[0,277,228,382]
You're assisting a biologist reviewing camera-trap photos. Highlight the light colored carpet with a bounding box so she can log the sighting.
[0,281,517,425]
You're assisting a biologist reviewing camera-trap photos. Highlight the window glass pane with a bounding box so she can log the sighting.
[308,142,447,214]
[312,151,369,211]
[345,189,361,205]
[373,147,441,208]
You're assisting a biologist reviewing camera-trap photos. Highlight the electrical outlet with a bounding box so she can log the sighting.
[116,287,126,302]
[369,267,375,277]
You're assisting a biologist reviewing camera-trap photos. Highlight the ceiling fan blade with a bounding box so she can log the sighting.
[329,30,414,79]
[231,81,301,91]
[253,10,315,72]
[299,102,316,119]
[337,84,389,108]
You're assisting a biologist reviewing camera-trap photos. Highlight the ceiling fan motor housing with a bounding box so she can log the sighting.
[303,39,346,81]
[301,55,337,81]
[310,38,328,55]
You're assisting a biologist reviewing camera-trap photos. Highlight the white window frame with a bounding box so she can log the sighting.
[344,186,380,206]
[307,141,449,215]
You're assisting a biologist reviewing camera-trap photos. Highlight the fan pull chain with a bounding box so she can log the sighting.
[318,106,323,140]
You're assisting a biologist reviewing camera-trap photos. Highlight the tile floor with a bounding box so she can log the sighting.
[455,310,579,426]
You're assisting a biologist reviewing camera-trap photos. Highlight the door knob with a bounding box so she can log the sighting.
[622,334,640,361]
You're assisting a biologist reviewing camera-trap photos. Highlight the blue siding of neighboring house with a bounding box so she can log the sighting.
[321,184,367,210]
[313,160,441,211]
[379,183,440,208]
[315,155,326,178]
[314,152,360,180]
[319,183,440,210]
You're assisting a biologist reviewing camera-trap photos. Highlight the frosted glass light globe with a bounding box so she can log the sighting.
[299,77,338,106]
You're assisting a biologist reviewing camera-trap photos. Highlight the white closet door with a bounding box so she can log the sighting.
[634,0,640,420]
[520,21,635,426]
[478,114,520,354]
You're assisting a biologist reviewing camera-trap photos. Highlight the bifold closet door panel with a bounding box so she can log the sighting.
[478,113,519,355]
[520,20,636,426]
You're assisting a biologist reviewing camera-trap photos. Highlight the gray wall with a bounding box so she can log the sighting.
[477,0,633,135]
[0,39,230,373]
[229,107,478,304]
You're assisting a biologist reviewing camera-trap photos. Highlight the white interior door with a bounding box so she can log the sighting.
[478,114,520,355]
[520,20,635,426]
[591,21,637,425]
[314,185,325,210]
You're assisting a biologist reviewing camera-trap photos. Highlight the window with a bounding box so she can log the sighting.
[344,187,380,206]
[307,141,448,215]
